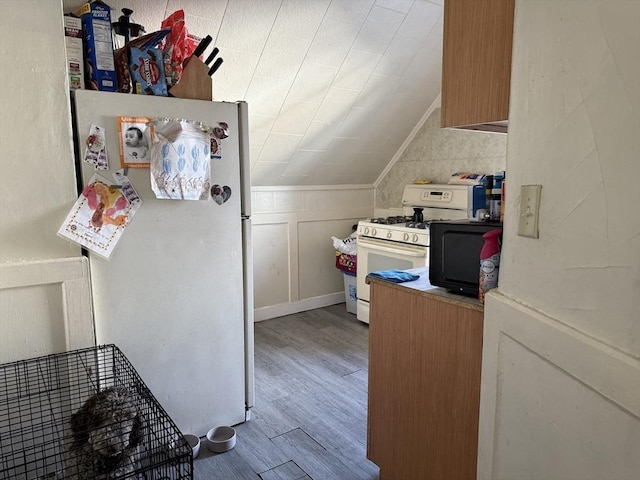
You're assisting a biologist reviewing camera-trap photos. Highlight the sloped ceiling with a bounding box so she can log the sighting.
[62,0,444,186]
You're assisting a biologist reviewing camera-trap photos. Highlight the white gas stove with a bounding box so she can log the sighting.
[357,184,473,245]
[357,218,430,246]
[355,184,475,323]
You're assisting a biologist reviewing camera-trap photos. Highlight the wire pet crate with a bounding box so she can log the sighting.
[0,344,193,479]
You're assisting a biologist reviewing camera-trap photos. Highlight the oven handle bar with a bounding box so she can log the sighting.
[358,237,427,257]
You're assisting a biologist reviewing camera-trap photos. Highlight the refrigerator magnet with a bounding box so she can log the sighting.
[211,184,231,205]
[117,116,154,168]
[83,125,108,170]
[210,122,229,160]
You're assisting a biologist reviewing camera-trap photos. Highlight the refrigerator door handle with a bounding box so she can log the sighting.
[241,216,255,410]
[237,101,251,218]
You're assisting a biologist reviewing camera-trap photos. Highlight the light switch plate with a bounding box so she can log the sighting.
[518,185,542,238]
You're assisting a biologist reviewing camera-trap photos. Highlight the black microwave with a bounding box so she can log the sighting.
[429,220,503,297]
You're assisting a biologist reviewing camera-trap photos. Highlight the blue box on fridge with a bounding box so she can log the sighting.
[76,1,118,91]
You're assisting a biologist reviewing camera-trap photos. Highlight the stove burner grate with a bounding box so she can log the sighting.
[366,217,455,229]
[370,216,412,225]
[405,222,429,229]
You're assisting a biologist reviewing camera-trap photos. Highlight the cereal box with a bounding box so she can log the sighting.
[64,16,84,90]
[76,1,118,92]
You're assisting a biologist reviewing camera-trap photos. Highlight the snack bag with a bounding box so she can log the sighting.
[115,29,170,93]
[161,10,198,87]
[186,33,201,59]
[114,48,133,93]
[129,47,168,96]
[161,10,187,87]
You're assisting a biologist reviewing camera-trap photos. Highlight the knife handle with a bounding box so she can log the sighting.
[208,57,224,76]
[205,47,219,65]
[193,35,212,57]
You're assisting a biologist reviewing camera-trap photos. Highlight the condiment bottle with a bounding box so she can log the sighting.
[484,175,493,211]
[489,173,503,221]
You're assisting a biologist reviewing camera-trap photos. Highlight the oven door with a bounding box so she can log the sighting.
[356,236,428,323]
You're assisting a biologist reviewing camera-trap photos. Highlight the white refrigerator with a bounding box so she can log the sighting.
[71,89,254,436]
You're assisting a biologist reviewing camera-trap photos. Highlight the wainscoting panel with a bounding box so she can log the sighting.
[477,292,640,480]
[253,222,291,309]
[0,257,94,363]
[252,186,373,321]
[298,218,359,300]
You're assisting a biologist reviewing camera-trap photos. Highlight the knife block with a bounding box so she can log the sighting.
[169,57,212,101]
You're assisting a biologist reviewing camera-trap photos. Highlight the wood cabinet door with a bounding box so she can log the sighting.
[367,283,484,479]
[441,0,515,130]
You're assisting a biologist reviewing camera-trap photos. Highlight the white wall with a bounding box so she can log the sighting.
[252,185,373,320]
[0,0,93,362]
[478,1,640,478]
[502,0,639,357]
[0,1,78,262]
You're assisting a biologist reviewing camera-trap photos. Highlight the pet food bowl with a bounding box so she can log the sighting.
[184,433,201,458]
[206,426,237,453]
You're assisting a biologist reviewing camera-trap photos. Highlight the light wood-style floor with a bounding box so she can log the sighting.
[194,304,379,480]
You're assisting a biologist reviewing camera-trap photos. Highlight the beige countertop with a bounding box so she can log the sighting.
[366,267,484,313]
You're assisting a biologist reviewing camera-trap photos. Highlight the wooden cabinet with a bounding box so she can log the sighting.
[367,280,484,480]
[441,0,515,133]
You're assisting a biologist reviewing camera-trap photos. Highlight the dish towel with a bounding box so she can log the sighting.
[368,269,420,283]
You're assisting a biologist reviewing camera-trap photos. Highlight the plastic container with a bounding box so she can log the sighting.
[479,229,502,304]
[343,272,357,314]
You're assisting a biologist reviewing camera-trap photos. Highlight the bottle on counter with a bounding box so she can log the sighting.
[483,174,497,221]
[479,229,502,304]
[484,175,493,209]
[489,172,503,221]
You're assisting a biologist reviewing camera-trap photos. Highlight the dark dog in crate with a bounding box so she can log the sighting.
[65,386,146,479]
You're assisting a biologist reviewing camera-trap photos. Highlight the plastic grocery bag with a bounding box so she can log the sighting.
[332,232,357,255]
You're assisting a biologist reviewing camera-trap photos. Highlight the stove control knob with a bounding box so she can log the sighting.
[371,228,377,236]
[412,234,419,243]
[364,227,370,235]
[387,231,392,239]
[403,233,409,241]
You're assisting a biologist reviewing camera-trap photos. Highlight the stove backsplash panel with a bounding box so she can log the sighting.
[376,108,507,209]
[373,207,404,219]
